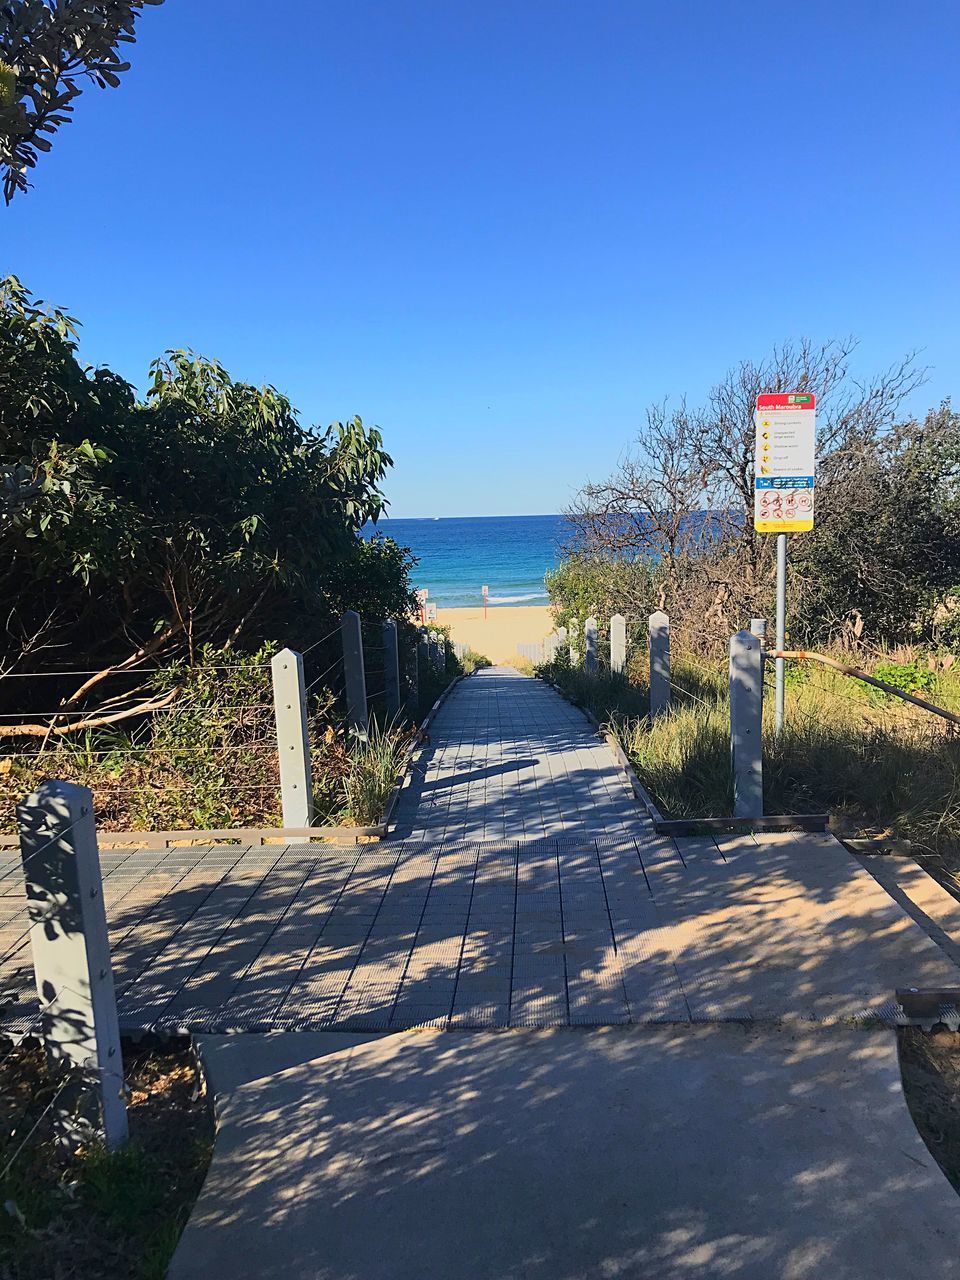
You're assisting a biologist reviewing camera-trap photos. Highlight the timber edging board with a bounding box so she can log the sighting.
[0,824,386,850]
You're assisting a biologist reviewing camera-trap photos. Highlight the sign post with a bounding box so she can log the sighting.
[754,392,816,734]
[415,587,428,625]
[482,584,489,620]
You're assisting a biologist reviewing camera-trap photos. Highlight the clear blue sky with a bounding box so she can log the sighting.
[4,1,958,517]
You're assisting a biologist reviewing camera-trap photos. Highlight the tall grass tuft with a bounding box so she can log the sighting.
[341,717,416,827]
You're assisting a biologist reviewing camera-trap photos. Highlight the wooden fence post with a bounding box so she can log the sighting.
[730,629,764,819]
[569,619,580,667]
[648,610,671,719]
[17,780,128,1150]
[342,610,369,740]
[271,647,314,826]
[544,632,558,662]
[584,617,598,674]
[383,619,401,719]
[610,613,626,675]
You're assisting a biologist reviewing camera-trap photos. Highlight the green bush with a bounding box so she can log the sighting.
[869,660,937,705]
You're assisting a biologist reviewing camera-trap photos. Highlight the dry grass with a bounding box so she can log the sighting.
[900,1029,960,1194]
[545,647,960,869]
[0,1040,213,1279]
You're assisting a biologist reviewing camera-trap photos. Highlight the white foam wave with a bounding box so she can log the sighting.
[486,593,548,604]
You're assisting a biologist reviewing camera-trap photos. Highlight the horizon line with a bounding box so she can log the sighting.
[373,511,565,522]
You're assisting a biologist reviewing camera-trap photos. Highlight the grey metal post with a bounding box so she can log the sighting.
[417,631,430,690]
[271,648,314,827]
[648,610,671,719]
[383,619,401,720]
[610,613,626,675]
[730,629,764,819]
[17,780,128,1149]
[341,610,369,740]
[584,617,598,674]
[775,532,787,735]
[405,638,419,714]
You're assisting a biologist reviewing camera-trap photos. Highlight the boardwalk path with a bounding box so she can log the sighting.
[5,665,960,1035]
[391,666,646,841]
[153,666,960,1280]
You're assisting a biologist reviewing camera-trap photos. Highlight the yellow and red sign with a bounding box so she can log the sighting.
[754,392,816,533]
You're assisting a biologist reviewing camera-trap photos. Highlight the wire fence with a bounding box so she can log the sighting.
[0,615,418,836]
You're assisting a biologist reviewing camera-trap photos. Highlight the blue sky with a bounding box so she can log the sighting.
[3,1,957,517]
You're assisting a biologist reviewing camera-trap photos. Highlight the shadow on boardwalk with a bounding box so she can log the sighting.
[391,666,646,841]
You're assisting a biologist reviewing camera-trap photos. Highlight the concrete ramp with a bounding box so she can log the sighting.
[169,1025,960,1280]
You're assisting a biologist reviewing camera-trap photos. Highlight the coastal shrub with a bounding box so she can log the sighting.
[0,276,416,732]
[459,648,491,675]
[0,644,417,832]
[557,339,960,653]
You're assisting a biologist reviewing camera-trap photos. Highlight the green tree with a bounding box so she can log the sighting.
[0,0,163,202]
[793,401,960,646]
[0,276,415,725]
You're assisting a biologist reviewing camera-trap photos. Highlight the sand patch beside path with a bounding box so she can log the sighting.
[437,605,553,666]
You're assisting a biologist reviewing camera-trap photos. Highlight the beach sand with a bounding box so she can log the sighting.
[437,606,554,666]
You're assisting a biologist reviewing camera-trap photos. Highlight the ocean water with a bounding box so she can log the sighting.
[368,514,570,608]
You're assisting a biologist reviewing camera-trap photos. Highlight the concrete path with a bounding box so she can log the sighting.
[169,1025,960,1280]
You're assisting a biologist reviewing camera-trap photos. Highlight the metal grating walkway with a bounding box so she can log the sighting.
[3,827,959,1034]
[3,669,960,1034]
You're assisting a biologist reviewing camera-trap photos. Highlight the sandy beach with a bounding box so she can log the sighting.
[437,606,554,666]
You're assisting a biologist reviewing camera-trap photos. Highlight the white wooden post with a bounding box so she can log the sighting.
[271,648,315,826]
[648,610,671,719]
[383,619,401,719]
[544,632,558,662]
[342,611,369,740]
[17,780,128,1149]
[610,613,626,675]
[730,629,764,819]
[584,617,598,674]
